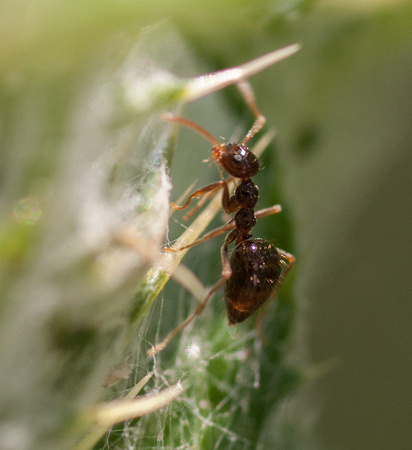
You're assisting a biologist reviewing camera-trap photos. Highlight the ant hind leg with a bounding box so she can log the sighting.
[255,248,295,343]
[274,248,295,297]
[147,277,225,356]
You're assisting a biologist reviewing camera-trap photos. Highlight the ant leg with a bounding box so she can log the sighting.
[165,219,236,253]
[220,229,238,279]
[219,205,281,280]
[273,248,295,297]
[256,248,295,342]
[171,181,224,210]
[162,113,220,147]
[181,175,234,220]
[166,204,282,257]
[185,176,239,219]
[237,81,266,144]
[147,277,225,356]
[182,185,221,220]
[274,248,296,295]
[254,204,282,219]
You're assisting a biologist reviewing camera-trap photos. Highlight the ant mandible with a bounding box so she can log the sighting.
[147,81,295,356]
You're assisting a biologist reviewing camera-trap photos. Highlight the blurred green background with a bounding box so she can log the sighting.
[1,0,411,449]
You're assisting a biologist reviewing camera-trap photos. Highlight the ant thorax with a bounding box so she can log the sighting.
[234,179,259,209]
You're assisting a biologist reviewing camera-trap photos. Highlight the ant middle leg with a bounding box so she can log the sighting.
[165,219,235,253]
[167,203,283,280]
[167,203,282,254]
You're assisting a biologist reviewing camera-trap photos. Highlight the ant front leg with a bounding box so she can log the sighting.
[171,181,224,211]
[237,81,266,145]
[173,177,239,220]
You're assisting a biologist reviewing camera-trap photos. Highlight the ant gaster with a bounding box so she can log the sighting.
[148,81,294,356]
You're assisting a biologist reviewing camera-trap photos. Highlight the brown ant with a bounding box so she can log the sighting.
[147,81,294,356]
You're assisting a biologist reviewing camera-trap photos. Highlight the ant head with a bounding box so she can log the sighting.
[215,143,260,179]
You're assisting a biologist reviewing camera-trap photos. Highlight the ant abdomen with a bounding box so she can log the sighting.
[215,143,260,178]
[224,239,282,325]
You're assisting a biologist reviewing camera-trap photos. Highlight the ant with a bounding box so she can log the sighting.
[147,81,295,356]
